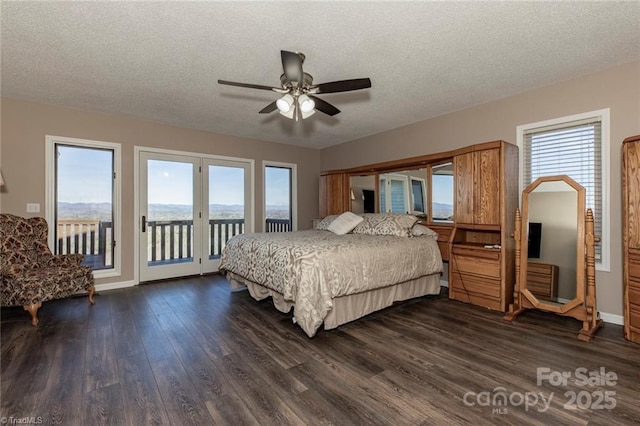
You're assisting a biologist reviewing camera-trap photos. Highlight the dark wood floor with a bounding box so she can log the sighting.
[2,274,639,425]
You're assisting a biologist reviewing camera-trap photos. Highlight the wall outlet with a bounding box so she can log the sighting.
[26,203,40,213]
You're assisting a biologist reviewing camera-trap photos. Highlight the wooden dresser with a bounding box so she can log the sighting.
[527,261,559,301]
[448,141,519,311]
[623,134,640,344]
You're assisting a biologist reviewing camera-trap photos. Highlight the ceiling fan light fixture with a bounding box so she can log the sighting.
[218,50,371,120]
[276,94,294,113]
[298,94,315,113]
[279,105,295,119]
[301,108,316,119]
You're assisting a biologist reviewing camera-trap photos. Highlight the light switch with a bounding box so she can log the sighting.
[26,203,40,213]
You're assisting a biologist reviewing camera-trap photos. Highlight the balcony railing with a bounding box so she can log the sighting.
[266,218,292,232]
[57,220,113,269]
[57,218,291,267]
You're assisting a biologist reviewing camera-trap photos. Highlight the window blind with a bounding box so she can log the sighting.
[523,119,602,259]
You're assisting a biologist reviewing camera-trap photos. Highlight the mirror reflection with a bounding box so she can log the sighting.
[430,162,454,222]
[350,175,376,214]
[527,181,578,305]
[379,169,427,216]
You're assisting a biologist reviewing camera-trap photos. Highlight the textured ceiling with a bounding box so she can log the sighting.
[2,2,639,149]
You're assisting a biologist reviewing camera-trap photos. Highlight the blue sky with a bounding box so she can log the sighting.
[58,146,291,206]
[432,175,454,205]
[57,146,113,203]
[59,146,446,208]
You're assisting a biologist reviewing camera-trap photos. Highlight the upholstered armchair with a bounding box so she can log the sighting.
[0,213,95,325]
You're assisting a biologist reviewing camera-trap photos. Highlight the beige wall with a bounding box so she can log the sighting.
[0,99,320,285]
[321,60,640,318]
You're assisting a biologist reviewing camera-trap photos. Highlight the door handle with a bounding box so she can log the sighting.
[142,215,146,232]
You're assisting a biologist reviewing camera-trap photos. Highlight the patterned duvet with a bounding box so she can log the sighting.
[219,230,443,337]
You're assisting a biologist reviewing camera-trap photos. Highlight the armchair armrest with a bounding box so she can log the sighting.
[43,254,85,267]
[1,264,28,278]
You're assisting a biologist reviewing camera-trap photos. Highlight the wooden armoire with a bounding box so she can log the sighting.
[623,134,640,343]
[448,141,519,311]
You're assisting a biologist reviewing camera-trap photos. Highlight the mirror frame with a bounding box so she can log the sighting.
[505,174,603,341]
[520,175,585,314]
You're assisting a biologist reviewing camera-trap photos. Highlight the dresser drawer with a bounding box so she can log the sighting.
[452,252,500,278]
[452,245,501,260]
[451,272,501,299]
[629,304,640,329]
[526,262,558,300]
[528,262,553,275]
[528,281,552,298]
[628,284,640,306]
[629,254,640,280]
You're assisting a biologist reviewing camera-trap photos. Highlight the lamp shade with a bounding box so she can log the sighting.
[300,109,315,119]
[276,94,294,113]
[298,94,315,113]
[279,104,295,119]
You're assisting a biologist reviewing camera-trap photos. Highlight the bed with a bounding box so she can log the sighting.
[219,213,443,337]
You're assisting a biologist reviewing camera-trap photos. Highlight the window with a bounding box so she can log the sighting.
[46,136,121,278]
[380,174,409,213]
[517,109,609,271]
[410,177,426,214]
[264,162,297,232]
[430,161,454,222]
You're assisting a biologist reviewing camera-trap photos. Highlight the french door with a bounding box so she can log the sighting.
[202,159,252,273]
[139,151,252,282]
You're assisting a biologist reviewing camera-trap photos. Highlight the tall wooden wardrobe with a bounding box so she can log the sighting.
[448,141,519,312]
[623,134,640,343]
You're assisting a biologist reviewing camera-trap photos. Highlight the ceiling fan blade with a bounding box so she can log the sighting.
[314,78,372,94]
[259,101,278,114]
[309,95,340,116]
[281,50,303,85]
[218,80,277,91]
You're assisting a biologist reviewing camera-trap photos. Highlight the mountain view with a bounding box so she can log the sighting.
[432,202,454,221]
[57,202,290,221]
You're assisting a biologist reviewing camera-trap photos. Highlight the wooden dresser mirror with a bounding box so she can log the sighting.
[503,175,603,341]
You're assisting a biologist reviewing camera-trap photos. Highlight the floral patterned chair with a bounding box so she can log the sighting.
[0,213,95,325]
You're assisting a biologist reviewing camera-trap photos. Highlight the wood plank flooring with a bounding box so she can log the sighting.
[2,274,639,425]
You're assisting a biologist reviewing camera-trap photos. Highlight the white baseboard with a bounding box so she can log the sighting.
[95,280,136,292]
[600,312,623,325]
[440,278,449,288]
[556,298,622,325]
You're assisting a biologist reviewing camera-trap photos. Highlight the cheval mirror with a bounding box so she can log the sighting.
[503,175,603,342]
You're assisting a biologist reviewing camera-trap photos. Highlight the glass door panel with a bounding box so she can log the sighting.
[264,166,292,232]
[202,159,252,273]
[139,152,201,281]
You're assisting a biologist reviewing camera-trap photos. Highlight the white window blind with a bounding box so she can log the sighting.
[523,119,602,260]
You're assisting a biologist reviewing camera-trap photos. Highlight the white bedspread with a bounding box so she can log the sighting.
[219,230,443,337]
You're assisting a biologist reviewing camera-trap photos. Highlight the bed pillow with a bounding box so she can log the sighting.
[314,214,339,230]
[352,213,418,237]
[411,223,439,239]
[327,212,364,235]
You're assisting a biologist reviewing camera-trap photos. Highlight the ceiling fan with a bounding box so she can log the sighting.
[218,50,372,120]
